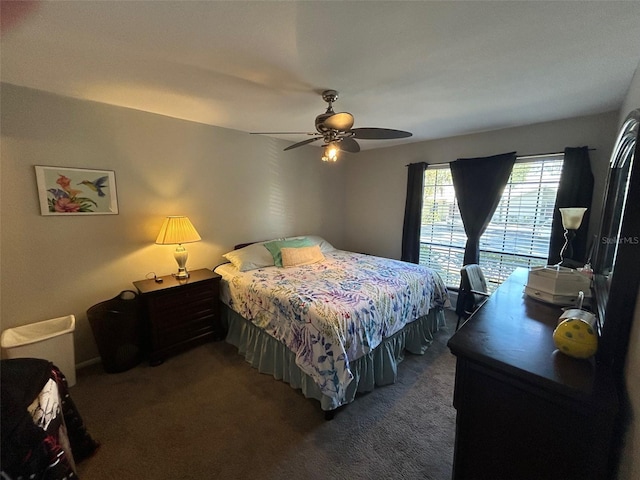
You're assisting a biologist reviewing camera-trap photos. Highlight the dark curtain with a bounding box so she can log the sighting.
[450,152,517,265]
[401,162,427,263]
[547,146,594,265]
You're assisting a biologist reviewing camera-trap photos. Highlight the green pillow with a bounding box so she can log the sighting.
[263,238,314,267]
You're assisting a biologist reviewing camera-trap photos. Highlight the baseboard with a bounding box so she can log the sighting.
[76,357,101,370]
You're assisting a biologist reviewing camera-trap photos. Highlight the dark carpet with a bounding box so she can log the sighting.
[73,310,458,480]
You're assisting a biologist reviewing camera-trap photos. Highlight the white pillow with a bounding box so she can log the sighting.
[285,235,336,253]
[222,242,275,272]
[281,245,325,268]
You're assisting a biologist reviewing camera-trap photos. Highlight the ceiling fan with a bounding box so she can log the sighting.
[251,90,412,161]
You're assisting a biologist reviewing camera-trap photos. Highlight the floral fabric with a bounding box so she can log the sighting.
[217,250,450,403]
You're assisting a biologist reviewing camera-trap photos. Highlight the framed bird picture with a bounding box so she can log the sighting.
[35,166,118,215]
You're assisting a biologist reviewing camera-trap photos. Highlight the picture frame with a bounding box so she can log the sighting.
[35,166,119,216]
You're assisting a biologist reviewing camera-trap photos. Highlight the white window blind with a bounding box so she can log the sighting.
[419,155,564,290]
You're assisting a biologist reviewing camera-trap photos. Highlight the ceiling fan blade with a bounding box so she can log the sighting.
[250,132,316,135]
[323,112,354,131]
[351,127,413,139]
[284,137,321,151]
[339,137,360,153]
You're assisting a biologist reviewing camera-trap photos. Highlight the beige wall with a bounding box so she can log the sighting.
[0,83,346,364]
[342,112,619,259]
[617,64,640,480]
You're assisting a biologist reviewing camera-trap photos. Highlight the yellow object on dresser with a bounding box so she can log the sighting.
[553,318,598,359]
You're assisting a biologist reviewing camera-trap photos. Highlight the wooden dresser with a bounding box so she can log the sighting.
[447,268,618,480]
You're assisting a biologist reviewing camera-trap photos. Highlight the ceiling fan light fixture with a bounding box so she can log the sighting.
[322,142,340,162]
[251,89,413,159]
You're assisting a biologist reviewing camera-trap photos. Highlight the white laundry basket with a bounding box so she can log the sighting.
[1,315,76,386]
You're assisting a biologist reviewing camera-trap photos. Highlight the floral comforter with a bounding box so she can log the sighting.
[217,250,450,403]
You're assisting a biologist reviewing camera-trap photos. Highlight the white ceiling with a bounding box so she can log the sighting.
[2,1,640,151]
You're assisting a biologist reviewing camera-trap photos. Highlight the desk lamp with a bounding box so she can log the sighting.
[559,207,587,266]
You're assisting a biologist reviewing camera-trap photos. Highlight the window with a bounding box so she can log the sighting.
[419,155,564,290]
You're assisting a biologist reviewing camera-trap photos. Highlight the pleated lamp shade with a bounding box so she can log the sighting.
[155,216,201,245]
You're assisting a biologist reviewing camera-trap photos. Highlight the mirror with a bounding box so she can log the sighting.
[592,108,640,374]
[594,109,639,280]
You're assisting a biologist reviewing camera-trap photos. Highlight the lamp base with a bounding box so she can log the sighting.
[174,269,190,279]
[559,228,576,266]
[174,244,190,279]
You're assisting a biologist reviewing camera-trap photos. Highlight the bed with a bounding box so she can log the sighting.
[1,358,99,479]
[214,236,451,417]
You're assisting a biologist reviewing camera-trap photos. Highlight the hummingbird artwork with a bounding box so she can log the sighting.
[78,176,108,197]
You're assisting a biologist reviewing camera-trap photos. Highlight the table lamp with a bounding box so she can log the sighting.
[559,207,587,266]
[155,216,201,279]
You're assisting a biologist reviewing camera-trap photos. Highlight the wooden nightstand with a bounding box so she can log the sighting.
[133,269,221,366]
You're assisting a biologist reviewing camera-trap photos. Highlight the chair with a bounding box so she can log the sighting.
[455,264,491,330]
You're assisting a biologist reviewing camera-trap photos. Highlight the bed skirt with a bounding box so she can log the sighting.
[222,305,446,411]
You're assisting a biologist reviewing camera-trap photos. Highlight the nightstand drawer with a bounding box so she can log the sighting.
[150,304,215,332]
[154,316,214,349]
[148,281,216,309]
[148,293,215,318]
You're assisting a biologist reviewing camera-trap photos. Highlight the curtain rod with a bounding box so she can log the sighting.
[406,148,596,167]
